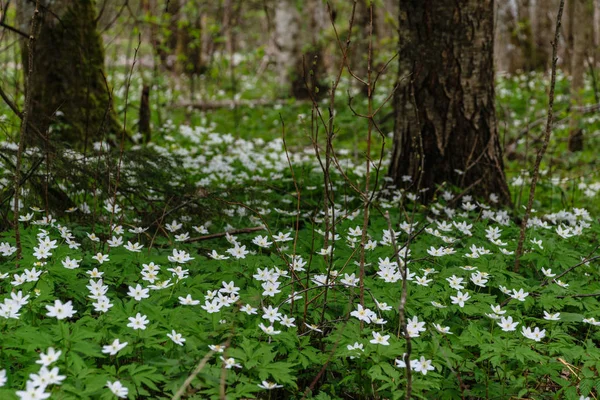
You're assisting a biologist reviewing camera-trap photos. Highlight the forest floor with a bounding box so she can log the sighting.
[1,69,600,399]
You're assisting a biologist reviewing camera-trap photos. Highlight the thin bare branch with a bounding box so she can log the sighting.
[514,0,565,272]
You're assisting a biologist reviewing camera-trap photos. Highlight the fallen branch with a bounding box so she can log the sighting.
[187,226,265,243]
[174,99,304,111]
[502,247,599,307]
[557,293,600,299]
[171,344,223,400]
[542,251,600,286]
[505,102,600,155]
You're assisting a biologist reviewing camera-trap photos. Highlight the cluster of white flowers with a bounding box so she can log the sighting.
[15,347,65,400]
[4,121,600,398]
[0,290,29,319]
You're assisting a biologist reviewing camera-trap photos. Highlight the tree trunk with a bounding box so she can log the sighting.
[148,0,207,76]
[375,0,396,41]
[274,0,301,97]
[350,0,375,95]
[568,0,589,152]
[595,0,600,53]
[532,0,556,71]
[514,0,540,71]
[173,0,189,76]
[291,0,329,99]
[139,85,151,143]
[389,0,510,205]
[494,0,519,73]
[17,0,121,149]
[274,0,328,99]
[565,0,576,74]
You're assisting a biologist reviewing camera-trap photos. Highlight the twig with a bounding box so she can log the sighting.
[279,114,302,314]
[0,84,22,117]
[385,211,412,399]
[186,226,266,243]
[557,292,600,298]
[0,20,28,38]
[514,0,565,273]
[108,33,140,236]
[502,248,599,307]
[171,346,221,400]
[13,0,40,262]
[505,102,600,155]
[543,253,600,286]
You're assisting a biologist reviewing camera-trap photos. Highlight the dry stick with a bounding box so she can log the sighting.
[147,196,173,252]
[558,292,600,298]
[514,0,565,273]
[0,83,50,145]
[171,347,218,400]
[0,157,44,210]
[174,98,298,110]
[385,211,412,399]
[542,251,600,287]
[325,0,388,313]
[13,0,39,263]
[91,71,119,237]
[501,248,600,307]
[358,0,374,309]
[391,77,424,400]
[0,20,28,38]
[507,101,600,154]
[108,33,140,237]
[315,1,359,330]
[186,226,265,243]
[0,85,23,118]
[219,353,226,400]
[279,114,303,315]
[301,335,343,400]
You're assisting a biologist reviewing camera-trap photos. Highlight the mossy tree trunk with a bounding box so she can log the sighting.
[389,0,511,205]
[171,0,207,76]
[568,0,590,152]
[17,0,121,150]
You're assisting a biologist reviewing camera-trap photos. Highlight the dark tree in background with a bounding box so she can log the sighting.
[389,0,511,204]
[274,0,328,99]
[17,0,121,148]
[568,0,591,152]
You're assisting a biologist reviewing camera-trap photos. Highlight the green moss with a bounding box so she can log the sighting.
[24,0,122,150]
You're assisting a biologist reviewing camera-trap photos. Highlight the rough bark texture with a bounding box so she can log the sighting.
[390,0,510,204]
[17,0,121,149]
